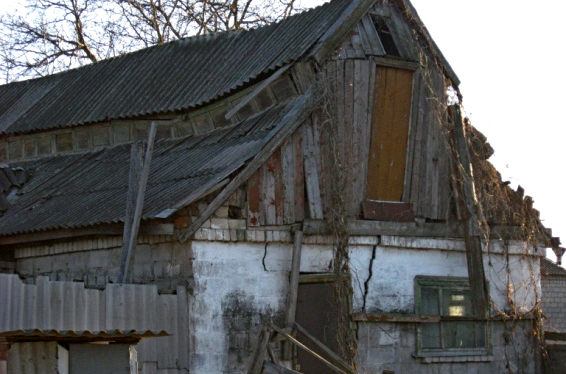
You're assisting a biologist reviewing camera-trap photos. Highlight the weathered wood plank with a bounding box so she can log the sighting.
[281,138,296,224]
[271,325,352,374]
[119,122,157,284]
[178,93,314,242]
[357,22,372,56]
[285,229,303,328]
[248,326,271,374]
[247,170,262,227]
[411,68,430,216]
[449,105,489,317]
[274,149,284,226]
[360,13,385,55]
[312,0,377,63]
[294,322,353,374]
[303,119,323,220]
[352,313,441,323]
[343,59,355,215]
[352,60,371,217]
[334,60,345,190]
[293,127,305,223]
[362,200,415,222]
[311,109,326,218]
[262,154,277,226]
[118,142,143,282]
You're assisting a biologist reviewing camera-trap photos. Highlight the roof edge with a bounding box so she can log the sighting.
[309,0,377,63]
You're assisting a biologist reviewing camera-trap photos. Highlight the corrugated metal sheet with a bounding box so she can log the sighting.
[0,0,349,135]
[0,274,189,371]
[0,96,309,236]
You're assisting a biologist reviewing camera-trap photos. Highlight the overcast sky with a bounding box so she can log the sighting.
[1,0,564,261]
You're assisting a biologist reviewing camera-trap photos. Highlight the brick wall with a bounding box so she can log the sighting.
[542,276,566,332]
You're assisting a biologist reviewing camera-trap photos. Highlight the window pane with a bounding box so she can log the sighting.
[421,287,440,315]
[476,322,486,347]
[442,289,473,316]
[422,323,441,349]
[443,321,476,349]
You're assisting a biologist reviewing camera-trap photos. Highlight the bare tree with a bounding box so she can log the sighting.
[0,0,316,82]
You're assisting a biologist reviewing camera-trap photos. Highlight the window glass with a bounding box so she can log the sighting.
[416,277,488,355]
[421,287,440,315]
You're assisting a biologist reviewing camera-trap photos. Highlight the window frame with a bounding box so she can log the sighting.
[414,276,491,357]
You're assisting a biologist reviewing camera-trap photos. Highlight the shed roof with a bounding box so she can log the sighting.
[542,258,566,277]
[0,96,310,237]
[0,0,349,135]
[0,329,169,344]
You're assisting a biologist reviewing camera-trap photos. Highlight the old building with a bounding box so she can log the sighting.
[0,0,556,373]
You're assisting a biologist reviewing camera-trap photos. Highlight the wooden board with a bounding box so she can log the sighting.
[303,119,324,219]
[366,66,414,201]
[247,170,262,227]
[281,138,296,224]
[293,127,305,222]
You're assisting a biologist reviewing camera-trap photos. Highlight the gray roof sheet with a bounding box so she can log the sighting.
[542,258,566,277]
[0,97,307,236]
[0,0,349,135]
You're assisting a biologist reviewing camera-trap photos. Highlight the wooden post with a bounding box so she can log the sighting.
[118,121,157,284]
[285,227,303,328]
[449,106,489,317]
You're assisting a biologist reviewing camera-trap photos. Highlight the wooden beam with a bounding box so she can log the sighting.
[118,142,143,281]
[271,325,352,374]
[294,322,353,374]
[226,64,292,120]
[352,313,440,323]
[449,106,489,317]
[178,93,314,243]
[119,121,157,284]
[285,228,303,328]
[311,0,377,63]
[371,56,420,71]
[262,361,302,374]
[248,326,271,374]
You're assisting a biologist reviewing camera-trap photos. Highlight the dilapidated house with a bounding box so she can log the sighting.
[0,0,558,373]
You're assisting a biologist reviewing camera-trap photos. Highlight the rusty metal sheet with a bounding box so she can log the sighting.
[362,199,415,222]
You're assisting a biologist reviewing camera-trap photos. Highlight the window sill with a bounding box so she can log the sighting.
[413,352,494,364]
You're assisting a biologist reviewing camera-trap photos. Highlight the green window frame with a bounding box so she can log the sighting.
[414,276,490,357]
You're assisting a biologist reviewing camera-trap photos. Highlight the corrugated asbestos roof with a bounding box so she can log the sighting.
[0,0,349,135]
[542,258,566,277]
[0,96,309,236]
[0,329,169,343]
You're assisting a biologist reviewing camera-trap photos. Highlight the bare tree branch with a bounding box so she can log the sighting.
[0,0,320,82]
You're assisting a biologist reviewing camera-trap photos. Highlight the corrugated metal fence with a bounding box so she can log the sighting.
[0,274,189,373]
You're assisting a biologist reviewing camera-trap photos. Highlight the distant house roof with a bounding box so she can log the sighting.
[0,0,349,135]
[0,96,310,236]
[542,258,566,277]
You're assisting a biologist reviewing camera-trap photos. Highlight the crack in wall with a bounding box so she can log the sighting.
[362,242,378,312]
[262,242,268,272]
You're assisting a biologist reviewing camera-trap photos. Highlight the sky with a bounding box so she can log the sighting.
[0,0,564,262]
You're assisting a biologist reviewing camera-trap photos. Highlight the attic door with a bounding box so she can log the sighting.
[366,66,414,201]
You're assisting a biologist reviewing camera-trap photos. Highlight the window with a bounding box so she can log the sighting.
[415,276,488,356]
